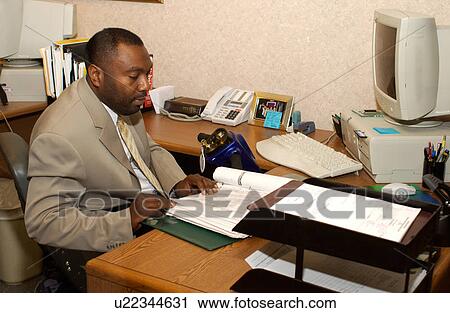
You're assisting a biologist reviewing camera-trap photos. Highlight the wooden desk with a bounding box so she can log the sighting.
[86,119,450,292]
[142,112,333,171]
[85,167,374,293]
[0,101,47,120]
[0,101,46,141]
[0,101,47,177]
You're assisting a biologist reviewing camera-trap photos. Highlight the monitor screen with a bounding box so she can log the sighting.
[0,0,77,60]
[374,23,397,100]
[0,0,23,58]
[372,9,444,123]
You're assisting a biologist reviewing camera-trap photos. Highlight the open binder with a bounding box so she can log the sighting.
[231,178,441,292]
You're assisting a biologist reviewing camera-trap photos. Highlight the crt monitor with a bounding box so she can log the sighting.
[0,0,23,58]
[0,0,77,61]
[373,9,450,126]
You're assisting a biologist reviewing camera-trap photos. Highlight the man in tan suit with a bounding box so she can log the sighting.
[25,28,217,252]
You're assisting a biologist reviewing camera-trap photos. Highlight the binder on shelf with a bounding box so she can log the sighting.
[40,38,89,98]
[39,46,54,98]
[231,178,441,292]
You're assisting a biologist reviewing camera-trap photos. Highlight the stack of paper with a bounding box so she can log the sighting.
[272,183,421,242]
[167,167,293,238]
[246,243,427,293]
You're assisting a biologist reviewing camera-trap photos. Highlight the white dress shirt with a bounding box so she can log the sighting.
[103,104,156,194]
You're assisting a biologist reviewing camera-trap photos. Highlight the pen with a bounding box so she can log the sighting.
[436,143,442,161]
[439,149,449,163]
[443,149,449,163]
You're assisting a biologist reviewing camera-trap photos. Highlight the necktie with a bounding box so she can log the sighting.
[116,117,165,197]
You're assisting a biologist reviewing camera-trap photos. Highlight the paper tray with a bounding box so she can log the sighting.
[233,178,440,273]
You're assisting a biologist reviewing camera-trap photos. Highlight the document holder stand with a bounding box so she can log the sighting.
[231,178,441,293]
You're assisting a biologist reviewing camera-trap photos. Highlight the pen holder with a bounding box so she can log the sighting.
[422,159,446,187]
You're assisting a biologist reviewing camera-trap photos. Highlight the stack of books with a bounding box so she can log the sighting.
[40,38,89,98]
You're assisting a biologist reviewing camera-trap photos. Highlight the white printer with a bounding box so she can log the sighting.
[341,110,450,183]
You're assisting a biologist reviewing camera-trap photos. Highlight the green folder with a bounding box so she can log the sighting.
[142,216,240,251]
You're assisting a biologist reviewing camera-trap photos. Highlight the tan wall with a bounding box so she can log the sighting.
[70,0,450,129]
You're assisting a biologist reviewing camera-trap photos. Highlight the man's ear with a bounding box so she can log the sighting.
[87,64,103,88]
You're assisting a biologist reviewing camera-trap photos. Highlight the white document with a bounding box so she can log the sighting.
[167,167,293,238]
[46,46,56,98]
[39,47,54,97]
[78,62,86,80]
[245,242,293,268]
[246,247,427,293]
[272,183,421,242]
[149,85,175,114]
[63,52,72,88]
[170,184,258,238]
[45,46,56,98]
[52,45,64,98]
[213,166,293,191]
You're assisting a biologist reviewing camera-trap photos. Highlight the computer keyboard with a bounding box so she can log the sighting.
[256,132,363,178]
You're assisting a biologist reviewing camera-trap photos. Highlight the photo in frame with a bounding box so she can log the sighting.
[248,91,294,130]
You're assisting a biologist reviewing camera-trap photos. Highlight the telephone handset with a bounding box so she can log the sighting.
[201,87,254,126]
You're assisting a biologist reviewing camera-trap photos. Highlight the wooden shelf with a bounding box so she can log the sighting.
[0,101,47,120]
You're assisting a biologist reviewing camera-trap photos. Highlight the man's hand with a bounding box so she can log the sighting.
[174,174,219,198]
[129,192,174,231]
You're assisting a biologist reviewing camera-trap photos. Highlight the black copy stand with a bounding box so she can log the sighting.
[231,178,441,293]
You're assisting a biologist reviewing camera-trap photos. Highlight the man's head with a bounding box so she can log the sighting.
[86,28,152,116]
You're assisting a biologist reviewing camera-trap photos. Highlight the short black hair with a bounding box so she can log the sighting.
[86,28,144,68]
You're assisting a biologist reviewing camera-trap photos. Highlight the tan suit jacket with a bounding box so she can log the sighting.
[25,77,186,252]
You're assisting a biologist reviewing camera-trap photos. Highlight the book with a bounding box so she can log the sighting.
[167,167,294,238]
[164,97,207,116]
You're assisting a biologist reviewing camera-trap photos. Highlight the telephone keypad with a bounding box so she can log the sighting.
[225,110,240,120]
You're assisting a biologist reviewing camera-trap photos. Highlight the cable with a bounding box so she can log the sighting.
[320,131,336,145]
[159,108,202,122]
[0,110,13,133]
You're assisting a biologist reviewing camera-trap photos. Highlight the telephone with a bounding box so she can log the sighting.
[201,87,254,126]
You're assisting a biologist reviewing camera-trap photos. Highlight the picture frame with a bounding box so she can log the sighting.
[141,54,154,112]
[248,91,294,130]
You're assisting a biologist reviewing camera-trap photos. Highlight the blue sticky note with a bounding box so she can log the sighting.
[373,127,400,135]
[264,111,282,129]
